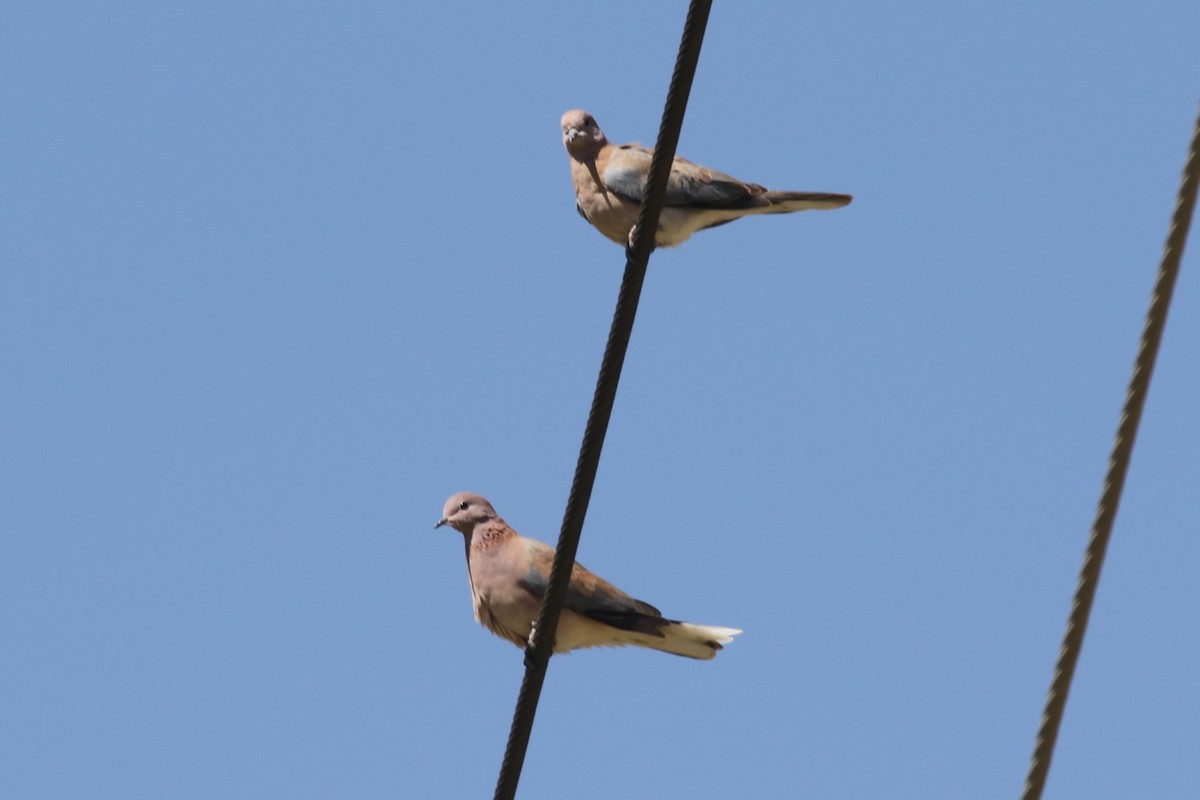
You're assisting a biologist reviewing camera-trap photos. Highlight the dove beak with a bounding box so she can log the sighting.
[434,517,448,529]
[566,126,581,142]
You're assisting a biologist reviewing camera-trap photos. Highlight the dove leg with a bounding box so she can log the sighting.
[626,223,657,254]
[523,621,539,669]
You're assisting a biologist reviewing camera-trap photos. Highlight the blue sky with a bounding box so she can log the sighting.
[3,2,1198,798]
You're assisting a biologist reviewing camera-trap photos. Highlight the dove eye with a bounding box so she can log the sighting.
[459,501,470,510]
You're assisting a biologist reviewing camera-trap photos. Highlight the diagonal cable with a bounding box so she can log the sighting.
[1020,101,1200,800]
[491,3,713,799]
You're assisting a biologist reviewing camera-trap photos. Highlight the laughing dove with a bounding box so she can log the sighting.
[561,109,852,248]
[436,492,740,660]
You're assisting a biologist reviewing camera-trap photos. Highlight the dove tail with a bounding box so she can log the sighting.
[759,191,853,213]
[647,621,742,660]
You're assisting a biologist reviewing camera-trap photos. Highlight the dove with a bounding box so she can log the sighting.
[561,108,852,248]
[436,492,740,660]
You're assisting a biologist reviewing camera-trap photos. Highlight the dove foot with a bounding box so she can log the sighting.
[523,622,539,669]
[626,223,658,256]
[528,618,542,652]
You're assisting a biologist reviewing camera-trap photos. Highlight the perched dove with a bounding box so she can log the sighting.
[561,109,852,248]
[436,492,740,660]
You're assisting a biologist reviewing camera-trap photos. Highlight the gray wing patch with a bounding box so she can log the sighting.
[602,146,652,204]
[519,561,665,636]
[604,145,758,209]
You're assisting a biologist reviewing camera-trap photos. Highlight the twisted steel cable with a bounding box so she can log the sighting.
[1021,102,1200,800]
[491,3,714,799]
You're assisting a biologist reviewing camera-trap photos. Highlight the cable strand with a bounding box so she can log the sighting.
[491,3,714,799]
[1020,101,1200,800]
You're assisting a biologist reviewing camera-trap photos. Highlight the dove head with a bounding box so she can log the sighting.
[436,492,500,535]
[561,109,606,159]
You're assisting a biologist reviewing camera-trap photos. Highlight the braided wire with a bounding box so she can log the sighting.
[1021,102,1200,799]
[491,3,714,798]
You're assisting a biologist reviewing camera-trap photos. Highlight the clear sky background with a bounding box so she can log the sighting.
[3,3,1198,798]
